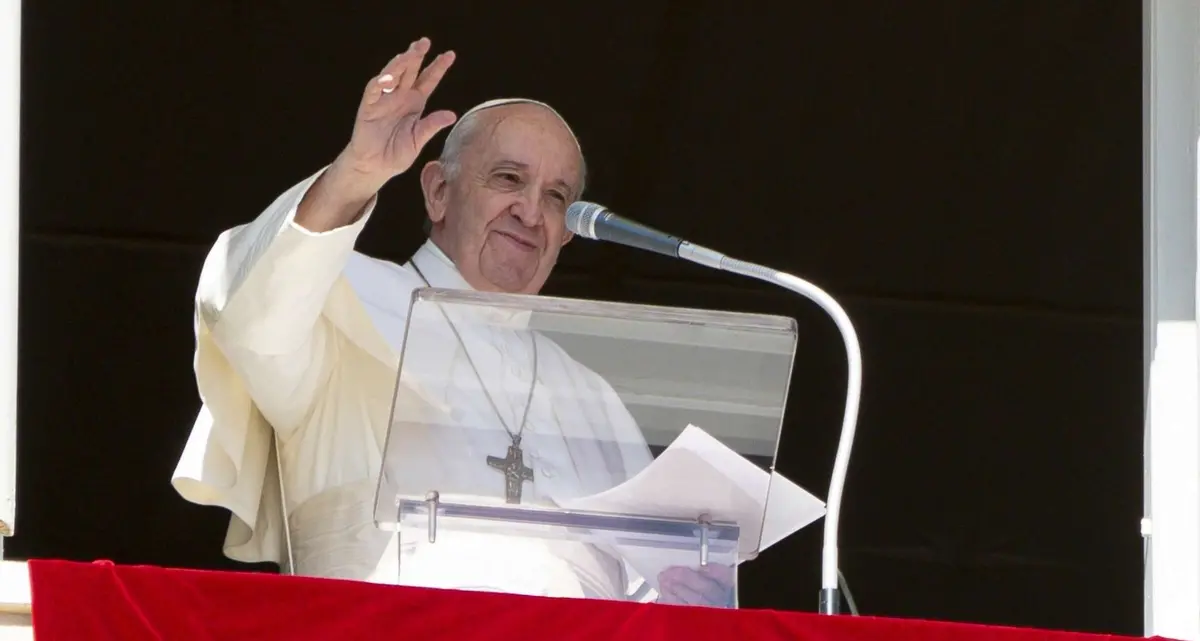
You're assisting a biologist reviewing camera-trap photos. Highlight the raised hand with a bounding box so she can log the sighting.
[342,37,458,186]
[296,37,457,232]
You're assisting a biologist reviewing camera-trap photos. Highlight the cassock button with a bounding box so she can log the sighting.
[540,464,556,479]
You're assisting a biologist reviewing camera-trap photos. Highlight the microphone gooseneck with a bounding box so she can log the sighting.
[565,201,863,616]
[712,255,862,617]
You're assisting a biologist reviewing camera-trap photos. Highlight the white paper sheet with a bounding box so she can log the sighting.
[564,424,826,593]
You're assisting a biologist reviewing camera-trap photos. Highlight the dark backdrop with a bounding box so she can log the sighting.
[12,1,1144,635]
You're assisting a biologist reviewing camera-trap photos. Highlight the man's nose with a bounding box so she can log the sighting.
[510,190,544,226]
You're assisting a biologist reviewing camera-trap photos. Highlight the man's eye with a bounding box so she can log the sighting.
[497,173,520,184]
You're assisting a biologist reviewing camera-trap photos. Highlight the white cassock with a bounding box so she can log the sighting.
[170,167,655,599]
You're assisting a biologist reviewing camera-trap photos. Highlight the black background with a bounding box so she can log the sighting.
[13,1,1143,635]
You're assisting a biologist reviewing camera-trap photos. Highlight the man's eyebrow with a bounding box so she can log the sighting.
[489,158,529,171]
[549,178,575,195]
[488,158,576,194]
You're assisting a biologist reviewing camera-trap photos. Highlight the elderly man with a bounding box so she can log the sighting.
[170,37,732,606]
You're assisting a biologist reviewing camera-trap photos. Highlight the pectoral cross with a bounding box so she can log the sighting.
[486,438,534,504]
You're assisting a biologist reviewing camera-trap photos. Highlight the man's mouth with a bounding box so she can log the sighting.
[493,230,539,252]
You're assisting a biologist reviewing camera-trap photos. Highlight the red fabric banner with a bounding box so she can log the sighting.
[27,559,1171,641]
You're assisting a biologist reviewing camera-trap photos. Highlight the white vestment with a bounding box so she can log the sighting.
[171,167,655,599]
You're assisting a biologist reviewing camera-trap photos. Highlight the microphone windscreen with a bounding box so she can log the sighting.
[566,201,608,239]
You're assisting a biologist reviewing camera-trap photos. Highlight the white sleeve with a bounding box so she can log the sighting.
[171,166,376,566]
[199,167,375,433]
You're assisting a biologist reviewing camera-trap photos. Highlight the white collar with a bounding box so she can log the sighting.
[408,240,532,330]
[410,239,473,291]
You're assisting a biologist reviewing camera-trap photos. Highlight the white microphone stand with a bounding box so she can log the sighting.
[564,201,863,614]
[679,243,863,616]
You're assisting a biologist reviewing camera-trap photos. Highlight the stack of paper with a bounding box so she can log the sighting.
[564,424,826,592]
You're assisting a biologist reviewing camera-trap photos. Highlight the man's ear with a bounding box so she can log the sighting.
[561,230,574,246]
[420,161,450,225]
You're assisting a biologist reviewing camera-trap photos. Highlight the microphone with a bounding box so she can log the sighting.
[565,201,727,269]
[565,201,686,259]
[565,200,864,616]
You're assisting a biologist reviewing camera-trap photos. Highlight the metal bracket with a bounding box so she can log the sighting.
[698,513,711,567]
[425,491,441,544]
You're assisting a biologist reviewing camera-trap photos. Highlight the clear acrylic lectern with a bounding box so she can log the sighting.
[373,287,799,607]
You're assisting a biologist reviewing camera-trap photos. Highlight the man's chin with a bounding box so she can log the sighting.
[478,268,540,295]
[479,253,544,295]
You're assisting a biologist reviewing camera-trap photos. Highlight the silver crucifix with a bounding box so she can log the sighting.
[486,437,534,504]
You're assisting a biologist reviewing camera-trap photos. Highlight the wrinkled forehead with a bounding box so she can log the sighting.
[453,98,581,152]
[457,100,583,181]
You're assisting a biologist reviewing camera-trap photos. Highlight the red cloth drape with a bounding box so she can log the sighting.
[27,559,1170,641]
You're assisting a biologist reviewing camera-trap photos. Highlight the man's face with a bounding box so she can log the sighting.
[423,104,582,295]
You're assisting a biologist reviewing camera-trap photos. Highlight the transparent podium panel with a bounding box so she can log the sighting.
[373,287,799,607]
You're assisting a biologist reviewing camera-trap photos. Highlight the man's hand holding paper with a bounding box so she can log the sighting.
[564,424,827,599]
